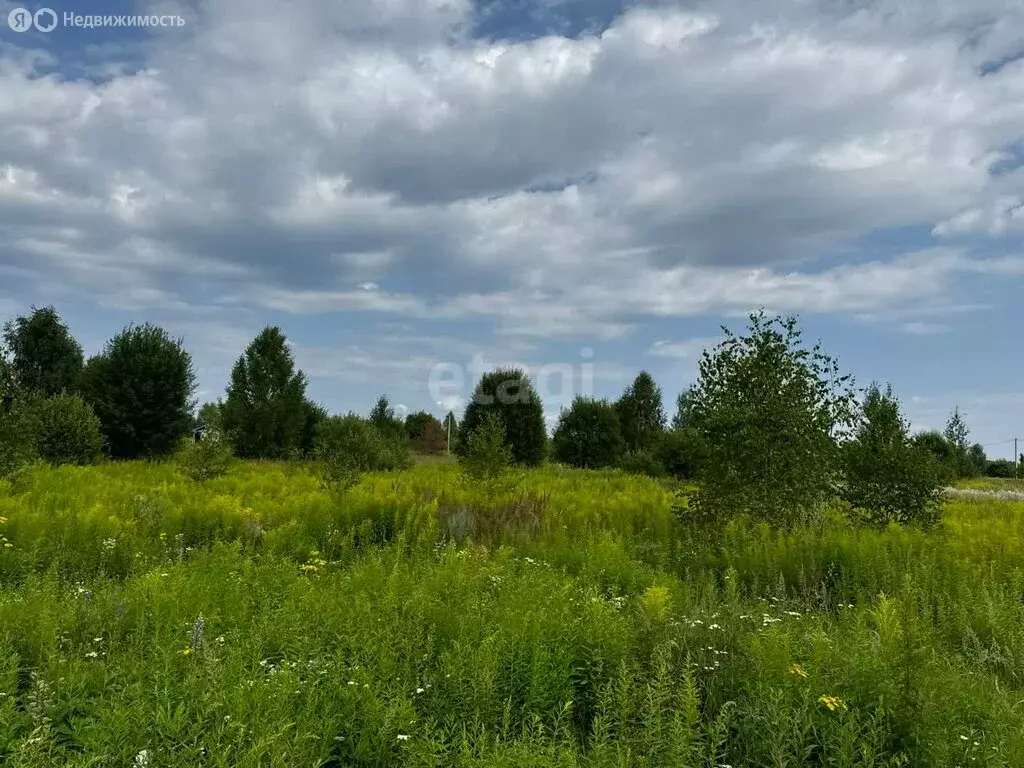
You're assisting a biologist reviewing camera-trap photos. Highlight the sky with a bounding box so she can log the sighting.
[1,0,1023,457]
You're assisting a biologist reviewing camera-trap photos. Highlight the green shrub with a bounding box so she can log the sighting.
[459,412,512,482]
[986,459,1017,479]
[654,427,702,479]
[841,383,943,529]
[315,414,412,490]
[552,396,624,469]
[686,311,857,526]
[82,323,196,459]
[30,393,103,466]
[176,431,233,483]
[618,449,665,478]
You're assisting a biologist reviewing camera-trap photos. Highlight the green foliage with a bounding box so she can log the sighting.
[196,401,224,433]
[0,360,37,479]
[175,430,233,483]
[299,401,328,458]
[459,412,512,482]
[221,327,308,459]
[615,370,666,452]
[458,368,546,466]
[369,395,407,443]
[2,306,84,397]
[618,448,665,478]
[912,431,958,484]
[407,413,447,455]
[81,323,197,459]
[986,459,1018,479]
[687,311,858,526]
[314,414,412,491]
[552,396,624,469]
[654,427,703,479]
[29,393,103,466]
[841,383,943,529]
[965,443,988,479]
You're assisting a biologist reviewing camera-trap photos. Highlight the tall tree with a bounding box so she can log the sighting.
[369,395,407,441]
[3,306,84,397]
[443,411,459,453]
[221,327,308,459]
[615,371,666,452]
[458,368,546,466]
[82,324,196,459]
[686,312,857,526]
[552,396,624,469]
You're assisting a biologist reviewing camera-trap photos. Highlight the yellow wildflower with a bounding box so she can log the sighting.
[789,663,808,678]
[181,648,192,656]
[818,694,846,711]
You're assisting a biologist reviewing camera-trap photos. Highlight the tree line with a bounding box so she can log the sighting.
[1,306,1019,527]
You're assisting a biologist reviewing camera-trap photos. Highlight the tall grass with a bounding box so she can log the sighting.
[1,462,1024,765]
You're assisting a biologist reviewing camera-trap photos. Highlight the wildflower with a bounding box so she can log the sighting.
[818,694,846,712]
[182,648,192,656]
[960,735,969,741]
[397,734,410,742]
[789,663,808,678]
[134,749,151,768]
[85,651,99,658]
[416,687,424,694]
[216,636,225,644]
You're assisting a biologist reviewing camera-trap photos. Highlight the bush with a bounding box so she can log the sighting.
[911,431,958,485]
[0,402,37,480]
[841,383,943,529]
[30,394,103,466]
[459,412,512,483]
[654,427,702,480]
[82,324,196,459]
[176,431,233,483]
[686,311,857,526]
[552,397,624,469]
[411,416,448,455]
[618,449,665,478]
[458,368,546,466]
[985,459,1018,479]
[314,414,412,491]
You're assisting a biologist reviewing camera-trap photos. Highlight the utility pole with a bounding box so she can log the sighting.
[1016,437,1020,479]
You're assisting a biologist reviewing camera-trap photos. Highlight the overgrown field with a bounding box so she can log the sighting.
[2,463,1024,767]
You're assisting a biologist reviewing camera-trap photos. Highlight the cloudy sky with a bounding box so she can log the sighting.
[1,0,1023,455]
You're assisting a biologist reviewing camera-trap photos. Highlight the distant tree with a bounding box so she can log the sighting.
[197,401,225,433]
[986,459,1017,479]
[671,387,695,431]
[686,312,857,526]
[655,427,703,480]
[315,414,412,491]
[30,393,103,466]
[552,396,624,469]
[370,395,407,442]
[943,408,970,454]
[615,371,666,452]
[406,413,447,454]
[458,368,546,466]
[842,383,943,529]
[299,401,328,458]
[221,327,308,459]
[965,443,987,479]
[82,324,196,459]
[405,411,435,441]
[3,306,84,397]
[911,431,958,484]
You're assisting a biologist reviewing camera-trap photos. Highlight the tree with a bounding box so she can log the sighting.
[944,407,973,478]
[671,387,695,431]
[30,393,103,466]
[3,306,84,397]
[552,396,624,469]
[299,401,328,458]
[404,411,435,441]
[912,431,958,485]
[986,459,1017,479]
[841,383,943,529]
[406,412,447,454]
[459,412,512,482]
[615,371,666,452]
[221,327,308,459]
[82,324,196,459]
[0,353,37,478]
[458,368,546,466]
[370,395,407,442]
[315,414,412,491]
[965,443,987,479]
[686,312,857,526]
[197,401,225,433]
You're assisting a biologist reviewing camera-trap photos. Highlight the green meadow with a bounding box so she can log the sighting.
[2,462,1023,767]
